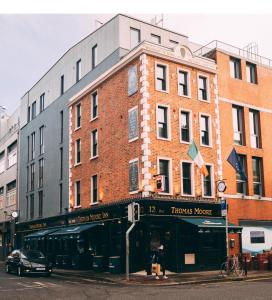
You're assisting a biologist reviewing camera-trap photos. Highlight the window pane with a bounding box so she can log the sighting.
[182,162,191,195]
[181,111,190,142]
[203,165,212,196]
[236,155,247,194]
[130,28,140,48]
[157,106,168,138]
[159,159,170,193]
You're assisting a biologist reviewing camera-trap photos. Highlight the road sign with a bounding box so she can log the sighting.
[128,202,140,223]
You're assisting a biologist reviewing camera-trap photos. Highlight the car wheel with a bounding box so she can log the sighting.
[6,265,10,274]
[17,266,23,276]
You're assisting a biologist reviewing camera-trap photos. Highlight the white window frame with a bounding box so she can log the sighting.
[155,62,169,93]
[156,104,171,141]
[90,90,98,121]
[249,109,261,149]
[201,163,215,198]
[157,156,173,195]
[179,108,193,144]
[90,174,99,205]
[199,113,212,148]
[74,181,81,208]
[90,129,98,159]
[180,160,195,197]
[129,158,139,194]
[177,68,191,98]
[75,103,81,130]
[197,73,210,102]
[74,139,81,166]
[128,106,139,143]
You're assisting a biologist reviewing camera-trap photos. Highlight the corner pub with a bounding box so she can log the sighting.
[16,197,240,273]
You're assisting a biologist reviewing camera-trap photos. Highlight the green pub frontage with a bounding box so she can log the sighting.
[16,198,241,273]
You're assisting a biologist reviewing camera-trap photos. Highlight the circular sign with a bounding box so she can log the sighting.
[11,211,18,218]
[217,180,226,193]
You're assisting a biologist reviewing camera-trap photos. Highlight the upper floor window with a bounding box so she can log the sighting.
[75,181,81,207]
[157,105,170,140]
[198,76,208,101]
[75,139,81,164]
[60,110,64,143]
[203,165,213,197]
[246,62,257,84]
[7,141,17,168]
[30,163,35,191]
[38,158,44,188]
[230,57,242,79]
[249,109,261,148]
[180,110,191,143]
[31,132,35,160]
[40,93,45,113]
[158,158,171,194]
[128,106,138,142]
[91,129,98,158]
[250,231,265,244]
[91,175,98,204]
[169,39,178,46]
[39,126,44,155]
[156,64,168,92]
[232,105,245,145]
[38,190,43,218]
[252,157,263,196]
[6,180,16,206]
[60,75,65,95]
[90,92,98,120]
[181,161,193,196]
[0,186,3,209]
[178,70,190,97]
[27,106,31,123]
[129,158,139,193]
[236,154,248,195]
[151,34,161,44]
[92,44,97,69]
[130,28,140,48]
[30,194,34,219]
[0,151,4,174]
[32,101,36,120]
[76,103,81,129]
[200,115,211,146]
[76,59,82,82]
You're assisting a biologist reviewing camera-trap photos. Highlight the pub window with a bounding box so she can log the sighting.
[203,165,213,197]
[157,105,170,140]
[252,156,263,196]
[75,181,81,207]
[232,105,245,146]
[151,34,161,44]
[250,231,265,244]
[249,109,261,148]
[38,158,44,188]
[200,114,211,146]
[76,103,81,129]
[178,70,190,97]
[76,59,81,82]
[128,106,138,142]
[30,163,35,191]
[158,158,172,194]
[91,175,98,204]
[229,57,242,79]
[236,154,248,195]
[246,62,257,84]
[198,75,208,101]
[130,27,140,49]
[156,64,168,92]
[32,101,36,120]
[30,194,34,220]
[31,132,35,160]
[181,161,193,196]
[7,141,17,168]
[40,93,45,113]
[90,91,98,120]
[38,190,43,218]
[92,44,98,69]
[75,139,81,164]
[129,158,139,193]
[91,129,98,158]
[39,125,44,155]
[180,110,191,143]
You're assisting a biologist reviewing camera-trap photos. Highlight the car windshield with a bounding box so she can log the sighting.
[22,250,45,260]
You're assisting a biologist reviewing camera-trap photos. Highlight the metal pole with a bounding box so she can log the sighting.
[225,197,229,258]
[126,222,135,281]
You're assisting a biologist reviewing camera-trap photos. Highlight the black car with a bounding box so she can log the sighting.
[6,249,53,276]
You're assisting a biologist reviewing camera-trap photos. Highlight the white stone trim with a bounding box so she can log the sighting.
[68,106,73,210]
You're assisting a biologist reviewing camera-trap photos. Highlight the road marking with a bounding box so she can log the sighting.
[17,282,34,288]
[245,277,272,282]
[33,281,46,286]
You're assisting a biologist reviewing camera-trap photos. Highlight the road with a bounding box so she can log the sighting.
[0,268,271,300]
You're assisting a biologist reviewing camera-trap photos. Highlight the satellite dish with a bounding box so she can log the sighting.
[11,211,18,218]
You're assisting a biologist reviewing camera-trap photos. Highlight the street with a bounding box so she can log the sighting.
[0,267,271,300]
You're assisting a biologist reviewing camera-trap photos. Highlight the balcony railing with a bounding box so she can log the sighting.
[194,40,272,68]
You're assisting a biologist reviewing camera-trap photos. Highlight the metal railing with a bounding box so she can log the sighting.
[194,40,272,68]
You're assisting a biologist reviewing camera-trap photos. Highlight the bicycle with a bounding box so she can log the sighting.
[220,255,245,277]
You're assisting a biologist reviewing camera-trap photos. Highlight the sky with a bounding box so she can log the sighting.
[1,13,272,114]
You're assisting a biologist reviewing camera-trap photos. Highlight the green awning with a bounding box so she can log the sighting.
[24,228,59,239]
[48,223,100,237]
[180,217,241,229]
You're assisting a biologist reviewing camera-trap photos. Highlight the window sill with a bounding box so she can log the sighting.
[129,137,139,143]
[90,116,98,122]
[74,127,81,132]
[157,137,171,142]
[90,156,99,161]
[200,143,213,148]
[129,190,140,195]
[181,193,195,197]
[178,94,191,99]
[155,88,169,94]
[180,140,191,145]
[74,162,82,167]
[198,98,210,103]
[158,192,173,196]
[90,202,99,206]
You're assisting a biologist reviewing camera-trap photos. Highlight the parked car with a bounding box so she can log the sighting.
[6,249,53,276]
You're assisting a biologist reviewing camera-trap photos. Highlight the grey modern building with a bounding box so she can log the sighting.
[17,14,192,242]
[0,107,19,259]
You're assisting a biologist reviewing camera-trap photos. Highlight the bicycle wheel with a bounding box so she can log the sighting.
[220,262,228,277]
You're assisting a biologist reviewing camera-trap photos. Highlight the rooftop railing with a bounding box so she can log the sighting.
[194,40,272,68]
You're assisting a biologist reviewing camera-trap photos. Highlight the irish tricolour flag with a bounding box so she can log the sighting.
[187,140,209,177]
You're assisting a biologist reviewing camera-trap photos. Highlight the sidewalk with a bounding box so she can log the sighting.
[53,267,272,286]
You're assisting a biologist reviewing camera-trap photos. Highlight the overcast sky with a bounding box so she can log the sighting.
[1,13,272,114]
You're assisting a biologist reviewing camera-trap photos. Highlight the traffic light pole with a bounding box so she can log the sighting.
[126,222,136,281]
